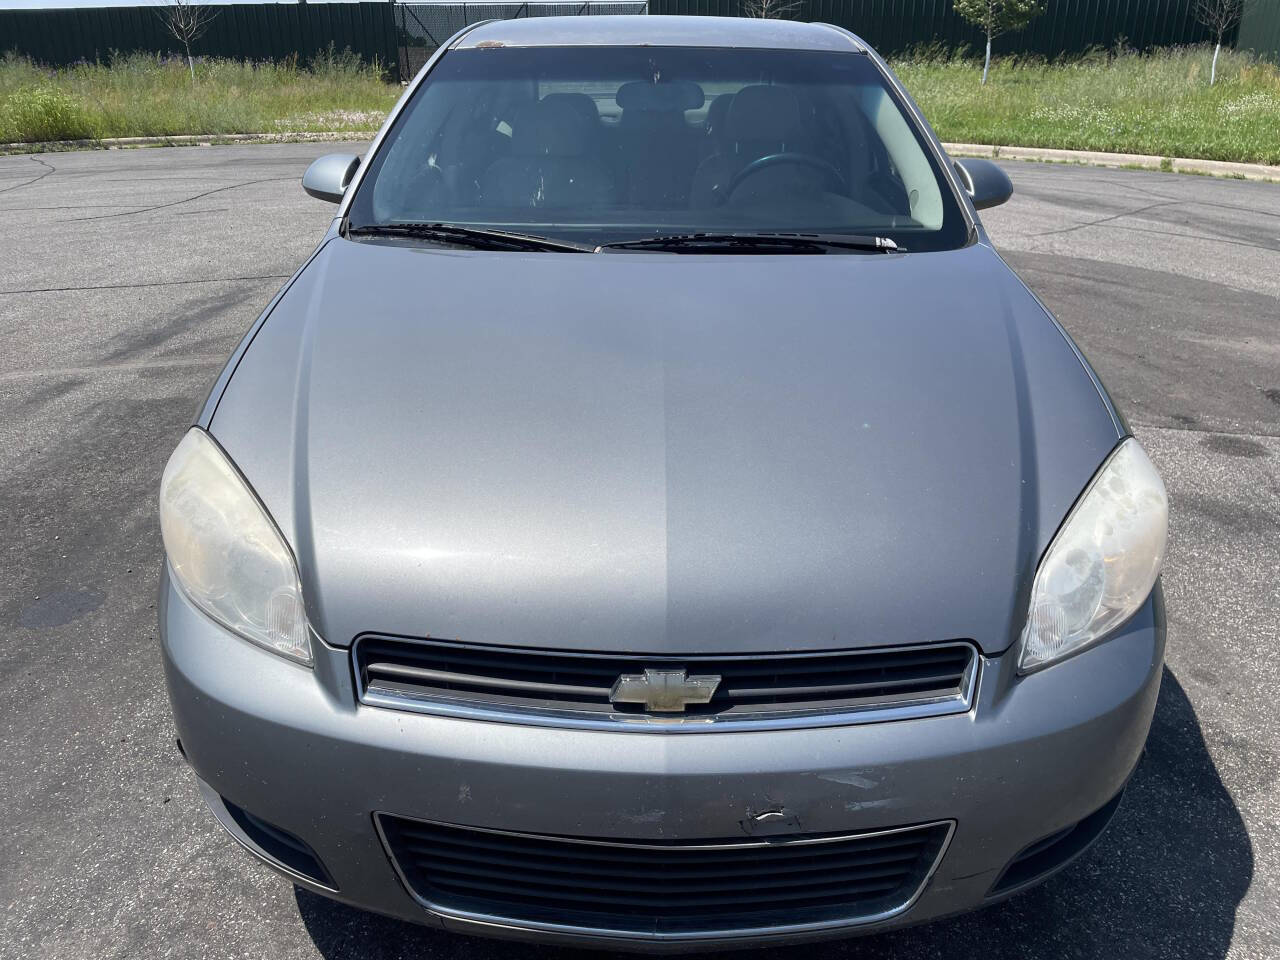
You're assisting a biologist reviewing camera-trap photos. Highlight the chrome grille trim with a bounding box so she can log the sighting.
[353,636,980,732]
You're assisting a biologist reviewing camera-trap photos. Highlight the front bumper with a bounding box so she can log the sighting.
[160,569,1165,951]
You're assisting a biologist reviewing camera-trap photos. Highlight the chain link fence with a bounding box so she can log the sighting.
[392,1,649,81]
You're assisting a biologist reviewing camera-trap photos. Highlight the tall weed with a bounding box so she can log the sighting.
[894,45,1280,164]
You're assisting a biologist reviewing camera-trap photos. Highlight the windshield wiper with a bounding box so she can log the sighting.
[347,222,597,253]
[347,224,902,255]
[601,232,902,254]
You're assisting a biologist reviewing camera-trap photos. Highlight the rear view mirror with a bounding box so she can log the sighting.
[953,158,1013,210]
[302,154,361,203]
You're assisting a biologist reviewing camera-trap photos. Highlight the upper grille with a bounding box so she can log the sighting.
[354,636,977,729]
[378,815,952,937]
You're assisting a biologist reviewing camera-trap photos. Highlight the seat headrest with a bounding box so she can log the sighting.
[725,85,801,143]
[540,92,600,130]
[705,92,734,139]
[512,96,599,157]
[615,80,705,112]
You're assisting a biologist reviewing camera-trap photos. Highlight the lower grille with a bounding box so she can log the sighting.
[989,788,1126,896]
[221,796,335,889]
[355,636,978,730]
[378,815,952,936]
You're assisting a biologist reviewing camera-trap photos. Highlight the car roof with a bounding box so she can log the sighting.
[452,15,866,52]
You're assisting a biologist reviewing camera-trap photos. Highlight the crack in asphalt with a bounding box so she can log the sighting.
[1130,420,1280,441]
[1011,251,1275,305]
[1033,199,1181,237]
[0,156,55,196]
[0,203,153,212]
[1077,221,1280,253]
[59,175,297,222]
[94,175,298,183]
[1015,177,1180,204]
[1017,175,1280,221]
[1011,184,1280,250]
[0,274,290,296]
[0,357,226,383]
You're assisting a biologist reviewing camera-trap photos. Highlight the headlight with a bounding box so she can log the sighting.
[159,428,312,665]
[1020,438,1167,672]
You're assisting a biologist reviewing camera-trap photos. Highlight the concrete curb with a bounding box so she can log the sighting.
[943,142,1280,183]
[3,131,1278,183]
[0,131,371,153]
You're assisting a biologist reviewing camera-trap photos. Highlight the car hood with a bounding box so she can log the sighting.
[210,237,1120,656]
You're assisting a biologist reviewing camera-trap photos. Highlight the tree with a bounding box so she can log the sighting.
[952,0,1046,85]
[740,0,803,19]
[157,0,218,83]
[1194,0,1248,85]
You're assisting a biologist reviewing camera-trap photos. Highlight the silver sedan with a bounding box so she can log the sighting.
[158,14,1168,951]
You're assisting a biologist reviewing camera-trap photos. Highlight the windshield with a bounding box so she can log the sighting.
[347,45,970,252]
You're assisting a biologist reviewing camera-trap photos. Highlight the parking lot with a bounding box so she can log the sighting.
[1,144,1277,959]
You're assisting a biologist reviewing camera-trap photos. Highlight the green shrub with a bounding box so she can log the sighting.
[0,85,98,143]
[308,42,376,79]
[0,51,397,143]
[894,45,1280,165]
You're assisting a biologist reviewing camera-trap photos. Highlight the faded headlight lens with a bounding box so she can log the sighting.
[159,428,312,665]
[1020,438,1167,672]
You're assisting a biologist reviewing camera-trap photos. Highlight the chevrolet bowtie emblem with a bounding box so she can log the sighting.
[609,668,721,713]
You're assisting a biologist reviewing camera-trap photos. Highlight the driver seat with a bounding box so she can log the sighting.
[479,96,615,209]
[690,85,818,209]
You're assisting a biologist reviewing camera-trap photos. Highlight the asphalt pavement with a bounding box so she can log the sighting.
[1,146,1277,960]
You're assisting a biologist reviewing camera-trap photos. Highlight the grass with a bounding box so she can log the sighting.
[1,44,1278,166]
[0,47,398,145]
[895,44,1280,166]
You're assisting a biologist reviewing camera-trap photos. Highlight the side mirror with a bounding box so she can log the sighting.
[302,154,360,203]
[953,158,1013,210]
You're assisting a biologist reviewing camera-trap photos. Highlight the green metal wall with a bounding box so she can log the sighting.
[0,0,1246,70]
[1238,0,1280,62]
[0,3,401,73]
[649,0,1220,55]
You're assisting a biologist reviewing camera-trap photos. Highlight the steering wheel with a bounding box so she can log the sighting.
[401,161,448,213]
[724,153,848,201]
[405,160,445,193]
